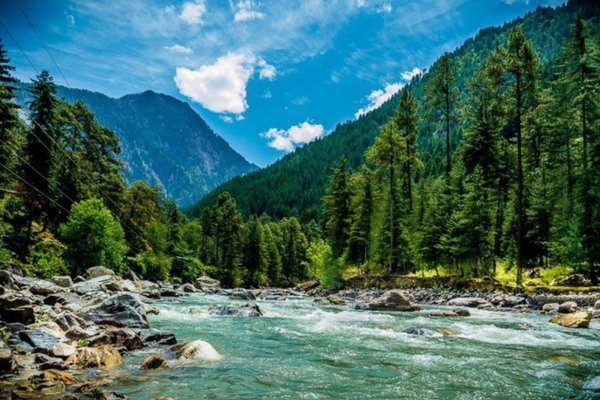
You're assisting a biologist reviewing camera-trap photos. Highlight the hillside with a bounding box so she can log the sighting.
[16,86,258,206]
[191,0,600,221]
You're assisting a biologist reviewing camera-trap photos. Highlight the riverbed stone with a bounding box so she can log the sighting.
[53,311,86,332]
[208,304,262,317]
[12,328,68,354]
[558,301,578,314]
[79,293,149,329]
[366,290,417,311]
[195,276,221,292]
[549,312,591,328]
[51,276,73,288]
[594,300,600,310]
[65,345,123,369]
[140,355,168,370]
[429,311,460,317]
[327,295,345,305]
[22,278,63,295]
[86,266,116,279]
[71,275,122,295]
[172,340,222,361]
[88,328,145,351]
[446,297,488,308]
[140,329,177,345]
[180,283,197,293]
[0,306,35,324]
[52,343,76,359]
[477,303,493,310]
[542,303,559,312]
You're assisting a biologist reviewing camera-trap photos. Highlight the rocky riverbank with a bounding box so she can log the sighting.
[1,269,599,399]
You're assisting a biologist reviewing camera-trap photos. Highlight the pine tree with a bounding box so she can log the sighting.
[346,167,374,269]
[322,156,351,258]
[243,215,268,287]
[214,192,244,287]
[395,88,420,211]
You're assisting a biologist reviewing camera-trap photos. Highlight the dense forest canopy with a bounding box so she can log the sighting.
[1,0,600,288]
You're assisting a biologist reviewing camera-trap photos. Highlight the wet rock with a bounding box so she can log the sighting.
[160,287,179,297]
[327,295,345,305]
[403,327,437,336]
[453,308,470,316]
[172,340,222,361]
[65,345,123,369]
[180,283,196,293]
[594,300,600,310]
[295,280,320,292]
[229,289,256,301]
[50,276,72,288]
[0,305,35,324]
[558,301,578,314]
[440,328,455,336]
[429,311,459,317]
[86,266,116,279]
[120,279,139,293]
[208,304,262,317]
[477,303,493,310]
[88,328,145,351]
[195,276,221,292]
[549,312,591,329]
[446,297,488,308]
[366,290,418,311]
[140,355,168,370]
[140,329,177,345]
[73,275,86,283]
[79,293,149,329]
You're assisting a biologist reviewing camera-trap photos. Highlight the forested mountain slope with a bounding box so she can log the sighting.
[191,0,600,221]
[16,86,258,206]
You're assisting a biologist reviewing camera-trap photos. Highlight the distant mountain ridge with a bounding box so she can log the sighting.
[191,0,600,221]
[17,85,258,206]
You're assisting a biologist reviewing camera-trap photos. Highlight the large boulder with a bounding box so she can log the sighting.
[208,304,262,317]
[71,275,121,295]
[446,297,488,308]
[88,328,145,351]
[10,328,68,354]
[195,276,221,292]
[366,290,418,311]
[79,293,149,329]
[172,340,222,361]
[549,312,592,329]
[558,301,578,314]
[65,345,122,369]
[86,266,116,279]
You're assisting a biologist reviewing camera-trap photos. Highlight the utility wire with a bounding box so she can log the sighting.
[12,0,71,88]
[0,17,39,75]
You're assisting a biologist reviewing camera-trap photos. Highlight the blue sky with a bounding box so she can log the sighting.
[1,0,564,167]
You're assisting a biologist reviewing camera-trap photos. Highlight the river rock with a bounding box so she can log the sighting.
[86,266,116,279]
[44,292,83,307]
[11,328,68,354]
[27,322,65,339]
[327,295,345,305]
[65,345,123,369]
[454,308,471,316]
[0,270,17,289]
[0,349,17,372]
[0,293,34,309]
[403,327,437,336]
[120,279,139,293]
[79,293,149,329]
[558,301,578,314]
[208,304,263,317]
[195,276,221,292]
[54,311,86,332]
[446,297,488,308]
[65,325,99,340]
[172,340,222,361]
[88,328,145,351]
[21,277,63,295]
[0,305,35,324]
[180,283,197,293]
[584,376,600,392]
[366,290,418,311]
[594,300,600,310]
[477,303,493,310]
[429,311,460,317]
[71,275,122,295]
[52,343,76,358]
[140,329,177,345]
[140,355,168,370]
[51,276,73,288]
[230,289,256,300]
[542,303,559,312]
[549,312,591,328]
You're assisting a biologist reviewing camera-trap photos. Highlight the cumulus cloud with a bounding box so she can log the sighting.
[401,67,422,81]
[180,0,206,25]
[355,82,404,119]
[233,0,265,22]
[164,44,194,54]
[175,52,276,115]
[175,52,255,114]
[262,122,325,152]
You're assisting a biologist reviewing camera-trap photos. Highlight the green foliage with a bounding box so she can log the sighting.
[307,240,343,290]
[131,251,172,281]
[59,198,128,276]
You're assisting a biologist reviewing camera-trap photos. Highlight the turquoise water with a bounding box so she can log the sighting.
[108,294,600,399]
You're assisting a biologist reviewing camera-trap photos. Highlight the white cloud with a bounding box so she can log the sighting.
[233,0,265,22]
[401,67,422,81]
[257,59,276,80]
[66,14,75,26]
[220,116,234,123]
[174,52,255,114]
[164,44,194,54]
[262,122,325,152]
[180,0,206,25]
[355,82,404,119]
[377,3,392,14]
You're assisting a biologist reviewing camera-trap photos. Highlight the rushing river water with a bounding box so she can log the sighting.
[107,294,600,399]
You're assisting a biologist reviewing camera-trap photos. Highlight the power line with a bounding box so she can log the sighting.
[12,0,71,88]
[0,17,39,75]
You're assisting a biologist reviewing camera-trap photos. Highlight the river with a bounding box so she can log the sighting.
[107,293,600,399]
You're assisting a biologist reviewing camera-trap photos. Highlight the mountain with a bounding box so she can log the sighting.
[17,86,258,206]
[190,0,600,221]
